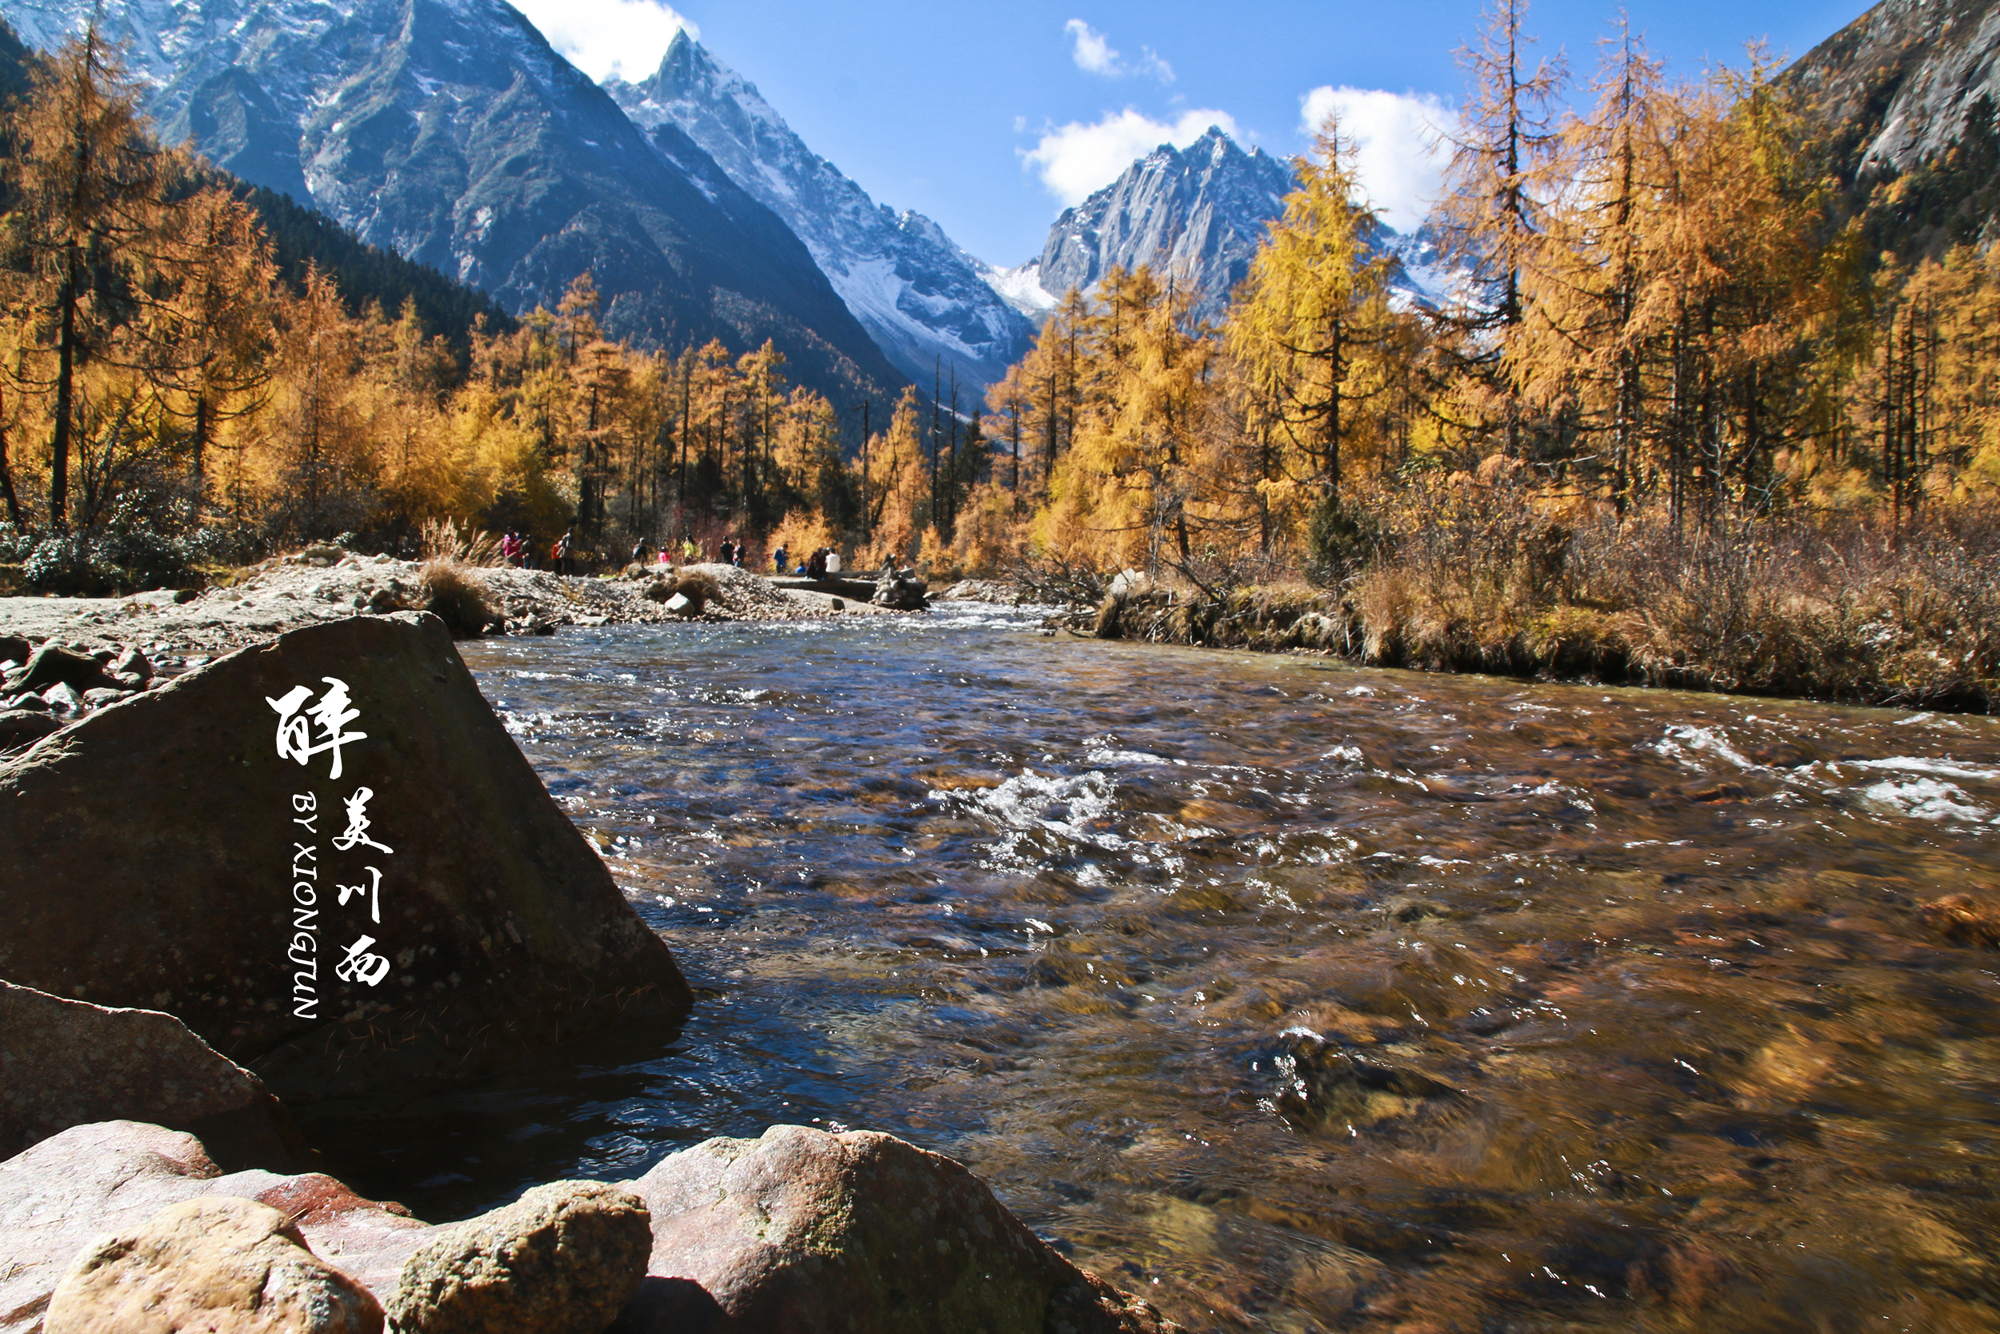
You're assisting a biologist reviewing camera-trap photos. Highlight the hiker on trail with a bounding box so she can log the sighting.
[553,526,575,576]
[681,536,697,563]
[632,539,651,565]
[773,545,788,574]
[807,548,827,580]
[718,538,736,565]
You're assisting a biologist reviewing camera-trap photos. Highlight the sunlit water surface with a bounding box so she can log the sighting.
[298,608,2000,1333]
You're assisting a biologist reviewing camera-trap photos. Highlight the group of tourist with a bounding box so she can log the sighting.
[490,526,848,577]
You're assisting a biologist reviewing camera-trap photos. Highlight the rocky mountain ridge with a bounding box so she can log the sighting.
[606,32,1036,394]
[1786,0,2000,258]
[4,0,908,409]
[999,126,1444,326]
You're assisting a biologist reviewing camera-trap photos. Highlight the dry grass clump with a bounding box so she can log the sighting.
[415,518,504,636]
[419,557,497,638]
[420,517,504,567]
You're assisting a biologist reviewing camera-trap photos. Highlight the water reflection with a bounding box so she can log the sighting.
[297,611,2000,1332]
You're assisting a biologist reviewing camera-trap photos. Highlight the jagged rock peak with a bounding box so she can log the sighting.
[606,31,1035,394]
[3,0,909,409]
[1030,126,1296,325]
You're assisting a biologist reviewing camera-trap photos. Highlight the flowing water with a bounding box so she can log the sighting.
[297,608,2000,1333]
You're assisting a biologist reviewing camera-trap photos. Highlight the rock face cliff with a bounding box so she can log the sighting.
[1012,127,1294,327]
[996,126,1442,326]
[607,33,1036,394]
[4,0,908,407]
[1787,0,2000,256]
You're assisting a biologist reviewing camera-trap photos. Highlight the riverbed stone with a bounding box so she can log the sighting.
[109,645,153,682]
[0,709,60,751]
[0,1121,434,1333]
[0,981,302,1171]
[6,646,115,697]
[616,1124,1177,1334]
[871,575,928,611]
[38,682,81,715]
[387,1181,650,1334]
[0,612,692,1101]
[42,1195,382,1334]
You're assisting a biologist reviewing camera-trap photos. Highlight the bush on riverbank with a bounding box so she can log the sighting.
[1072,499,2000,712]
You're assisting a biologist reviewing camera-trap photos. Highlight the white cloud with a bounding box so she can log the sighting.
[1063,19,1173,83]
[511,0,698,84]
[1024,109,1240,206]
[1298,86,1455,233]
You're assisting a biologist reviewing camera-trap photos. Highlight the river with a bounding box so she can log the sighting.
[295,606,2000,1333]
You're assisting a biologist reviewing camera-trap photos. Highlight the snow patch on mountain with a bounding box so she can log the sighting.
[606,31,1035,392]
[988,125,1449,324]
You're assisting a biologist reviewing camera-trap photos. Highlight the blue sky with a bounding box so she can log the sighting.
[511,0,1874,265]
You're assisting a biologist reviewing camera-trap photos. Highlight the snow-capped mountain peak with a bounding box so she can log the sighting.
[607,32,1035,392]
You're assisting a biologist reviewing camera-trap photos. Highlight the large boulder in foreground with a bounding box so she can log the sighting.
[0,1121,431,1333]
[0,613,690,1100]
[615,1125,1176,1334]
[0,981,302,1171]
[0,1122,1171,1334]
[44,1196,382,1334]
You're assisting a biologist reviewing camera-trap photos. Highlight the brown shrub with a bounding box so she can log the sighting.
[420,558,496,638]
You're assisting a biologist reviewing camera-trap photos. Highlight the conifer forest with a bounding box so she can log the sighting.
[3,6,1998,704]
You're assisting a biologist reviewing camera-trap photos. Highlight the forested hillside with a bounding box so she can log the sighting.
[2,0,1997,708]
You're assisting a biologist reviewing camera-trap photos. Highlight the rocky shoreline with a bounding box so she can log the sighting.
[0,553,1032,753]
[0,611,1170,1334]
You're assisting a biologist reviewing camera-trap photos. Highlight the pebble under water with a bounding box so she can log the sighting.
[295,606,2000,1333]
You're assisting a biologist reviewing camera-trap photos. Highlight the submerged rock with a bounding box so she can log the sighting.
[1271,1030,1468,1132]
[387,1181,650,1334]
[44,1196,382,1334]
[617,1124,1176,1334]
[0,613,692,1101]
[0,981,301,1171]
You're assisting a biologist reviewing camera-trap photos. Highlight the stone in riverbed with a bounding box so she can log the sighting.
[110,645,153,682]
[5,645,116,696]
[43,1196,382,1334]
[0,980,302,1171]
[39,682,81,716]
[871,575,928,611]
[0,612,692,1101]
[0,1122,431,1334]
[615,1124,1177,1334]
[387,1181,651,1334]
[0,709,60,751]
